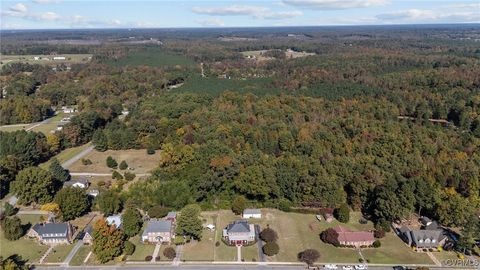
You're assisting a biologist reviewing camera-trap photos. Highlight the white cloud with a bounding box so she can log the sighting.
[445,3,480,9]
[282,0,388,9]
[192,5,268,16]
[36,11,60,20]
[192,5,302,20]
[32,0,60,4]
[10,3,28,13]
[376,9,480,23]
[196,18,225,27]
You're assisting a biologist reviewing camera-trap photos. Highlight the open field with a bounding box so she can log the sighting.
[0,54,92,68]
[127,233,156,261]
[0,124,33,132]
[69,245,91,266]
[0,214,49,263]
[177,76,275,96]
[103,48,195,67]
[30,112,75,135]
[68,149,160,174]
[40,143,92,169]
[44,244,75,263]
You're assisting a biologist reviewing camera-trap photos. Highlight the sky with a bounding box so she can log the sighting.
[1,0,479,29]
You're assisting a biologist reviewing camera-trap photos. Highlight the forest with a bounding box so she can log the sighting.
[1,25,479,245]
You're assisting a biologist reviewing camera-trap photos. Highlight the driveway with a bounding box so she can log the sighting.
[255,224,265,263]
[62,240,83,266]
[61,145,94,169]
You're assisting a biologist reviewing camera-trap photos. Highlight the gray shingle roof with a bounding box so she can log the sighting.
[226,220,251,233]
[32,223,69,238]
[410,229,446,248]
[143,219,172,234]
[243,209,261,215]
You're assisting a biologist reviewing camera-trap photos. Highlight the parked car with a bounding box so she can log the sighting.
[355,265,367,270]
[392,266,406,270]
[324,264,338,269]
[343,266,353,270]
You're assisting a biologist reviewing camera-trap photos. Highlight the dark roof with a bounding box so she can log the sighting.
[226,220,251,233]
[32,223,69,238]
[85,225,93,235]
[410,229,446,248]
[420,216,432,225]
[425,221,439,230]
[143,219,172,234]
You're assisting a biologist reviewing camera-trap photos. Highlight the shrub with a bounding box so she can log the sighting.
[374,228,386,238]
[373,240,381,248]
[81,158,92,165]
[278,199,292,212]
[98,180,105,187]
[148,206,170,218]
[334,203,350,223]
[112,170,123,180]
[231,195,246,215]
[3,202,16,216]
[262,242,280,256]
[155,256,160,261]
[124,172,136,181]
[106,156,118,169]
[320,228,340,246]
[174,235,185,245]
[119,160,128,170]
[163,246,176,260]
[123,241,135,255]
[375,219,391,232]
[215,241,220,247]
[145,256,152,261]
[298,249,320,266]
[260,227,278,243]
[147,148,155,155]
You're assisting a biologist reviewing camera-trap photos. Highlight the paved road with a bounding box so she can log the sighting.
[62,240,83,266]
[61,145,94,169]
[70,172,151,177]
[32,265,480,270]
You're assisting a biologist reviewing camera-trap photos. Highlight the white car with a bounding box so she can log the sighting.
[355,265,368,270]
[342,266,353,270]
[324,264,338,269]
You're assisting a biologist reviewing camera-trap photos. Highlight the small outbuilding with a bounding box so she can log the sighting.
[242,208,261,219]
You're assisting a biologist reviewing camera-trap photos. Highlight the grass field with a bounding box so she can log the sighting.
[30,112,75,135]
[68,149,160,174]
[103,48,195,67]
[44,244,75,263]
[0,124,33,132]
[69,245,91,266]
[40,143,92,169]
[0,54,92,68]
[127,233,155,261]
[0,214,48,263]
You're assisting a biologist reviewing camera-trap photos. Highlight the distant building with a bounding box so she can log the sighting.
[64,178,89,189]
[242,209,261,219]
[53,56,66,60]
[27,222,74,245]
[332,225,375,248]
[34,56,40,60]
[82,225,93,245]
[106,215,122,229]
[166,211,177,222]
[61,106,76,113]
[141,219,174,244]
[87,189,99,197]
[223,220,256,246]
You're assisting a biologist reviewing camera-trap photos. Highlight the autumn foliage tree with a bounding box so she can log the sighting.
[92,219,125,263]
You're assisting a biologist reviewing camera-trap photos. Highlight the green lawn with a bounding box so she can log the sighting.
[44,244,75,263]
[214,210,239,261]
[127,234,155,261]
[361,233,432,264]
[69,245,91,266]
[103,48,195,67]
[40,142,92,169]
[432,251,462,266]
[242,245,259,262]
[30,112,71,135]
[0,214,48,263]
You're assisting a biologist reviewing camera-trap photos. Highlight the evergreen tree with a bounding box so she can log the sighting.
[1,216,23,240]
[48,158,70,183]
[96,190,122,216]
[106,156,118,169]
[122,207,143,237]
[334,203,350,223]
[119,160,128,170]
[93,130,108,152]
[54,187,90,221]
[176,204,203,240]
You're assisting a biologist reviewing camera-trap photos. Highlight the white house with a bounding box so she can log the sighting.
[63,179,89,189]
[106,215,122,229]
[61,106,75,113]
[243,208,261,219]
[53,56,66,60]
